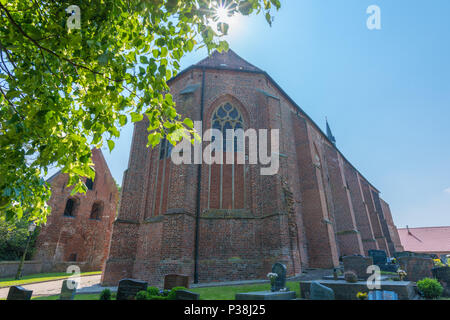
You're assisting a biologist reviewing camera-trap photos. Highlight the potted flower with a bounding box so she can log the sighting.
[397,269,407,281]
[267,272,278,292]
[356,292,368,300]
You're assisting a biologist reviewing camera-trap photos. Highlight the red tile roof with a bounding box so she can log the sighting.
[398,226,450,254]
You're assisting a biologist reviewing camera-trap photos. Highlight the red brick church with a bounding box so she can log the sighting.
[102,50,403,286]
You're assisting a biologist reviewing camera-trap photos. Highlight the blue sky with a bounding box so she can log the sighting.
[101,0,450,228]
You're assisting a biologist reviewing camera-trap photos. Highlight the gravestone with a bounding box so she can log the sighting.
[164,274,190,290]
[398,256,434,282]
[394,251,414,259]
[368,290,399,300]
[175,290,200,300]
[369,250,388,265]
[432,266,450,297]
[59,279,78,300]
[271,262,287,291]
[309,281,334,300]
[7,286,33,300]
[116,278,148,300]
[343,255,373,280]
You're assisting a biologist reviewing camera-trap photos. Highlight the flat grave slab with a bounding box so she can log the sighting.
[300,279,416,300]
[323,275,391,281]
[235,291,296,300]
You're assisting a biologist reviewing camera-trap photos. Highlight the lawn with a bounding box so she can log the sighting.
[32,281,301,300]
[0,271,102,288]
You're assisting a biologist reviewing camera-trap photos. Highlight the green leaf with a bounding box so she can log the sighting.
[131,112,144,123]
[107,140,115,152]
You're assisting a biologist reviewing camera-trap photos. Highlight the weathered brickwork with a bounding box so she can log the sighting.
[380,199,404,253]
[34,149,119,272]
[102,50,402,286]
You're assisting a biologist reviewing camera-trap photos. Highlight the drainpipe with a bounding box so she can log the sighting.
[193,68,205,283]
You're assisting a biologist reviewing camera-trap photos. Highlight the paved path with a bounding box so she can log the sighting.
[0,275,103,298]
[0,268,335,298]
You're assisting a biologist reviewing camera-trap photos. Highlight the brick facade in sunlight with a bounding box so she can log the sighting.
[102,50,402,286]
[33,149,119,272]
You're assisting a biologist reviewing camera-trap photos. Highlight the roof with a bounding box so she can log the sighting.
[168,49,380,192]
[195,49,262,72]
[398,226,450,253]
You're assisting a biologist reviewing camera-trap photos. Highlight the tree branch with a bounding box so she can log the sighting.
[0,3,123,83]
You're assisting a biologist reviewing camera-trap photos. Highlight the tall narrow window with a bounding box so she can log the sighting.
[63,198,76,217]
[209,102,245,210]
[159,138,173,159]
[90,201,103,220]
[86,178,94,190]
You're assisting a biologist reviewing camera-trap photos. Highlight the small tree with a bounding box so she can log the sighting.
[0,0,281,225]
[417,278,443,299]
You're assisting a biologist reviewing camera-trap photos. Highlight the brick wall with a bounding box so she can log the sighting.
[34,149,119,273]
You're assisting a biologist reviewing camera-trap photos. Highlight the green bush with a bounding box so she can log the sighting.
[417,278,443,299]
[135,290,149,300]
[146,286,160,296]
[167,286,187,300]
[99,289,112,300]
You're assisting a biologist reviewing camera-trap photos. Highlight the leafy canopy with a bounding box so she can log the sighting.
[0,0,280,224]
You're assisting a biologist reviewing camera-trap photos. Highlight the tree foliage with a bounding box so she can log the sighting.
[0,0,280,224]
[0,218,39,261]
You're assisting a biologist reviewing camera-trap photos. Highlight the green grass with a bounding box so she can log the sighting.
[0,271,102,288]
[32,293,101,300]
[31,281,301,300]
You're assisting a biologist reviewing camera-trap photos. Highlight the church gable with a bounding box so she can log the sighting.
[195,49,262,72]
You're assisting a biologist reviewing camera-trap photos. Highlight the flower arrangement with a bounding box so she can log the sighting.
[267,272,278,291]
[397,269,407,281]
[433,259,445,267]
[356,292,368,300]
[267,272,278,284]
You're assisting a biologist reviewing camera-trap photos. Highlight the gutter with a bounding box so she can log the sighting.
[193,67,205,283]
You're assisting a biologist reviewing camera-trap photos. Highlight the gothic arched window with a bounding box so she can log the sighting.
[208,102,246,210]
[211,103,244,151]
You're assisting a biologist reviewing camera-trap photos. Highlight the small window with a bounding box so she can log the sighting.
[86,178,94,190]
[63,198,76,217]
[90,201,103,220]
[68,253,77,262]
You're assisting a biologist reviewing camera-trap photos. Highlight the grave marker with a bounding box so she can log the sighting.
[7,286,33,300]
[116,278,147,300]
